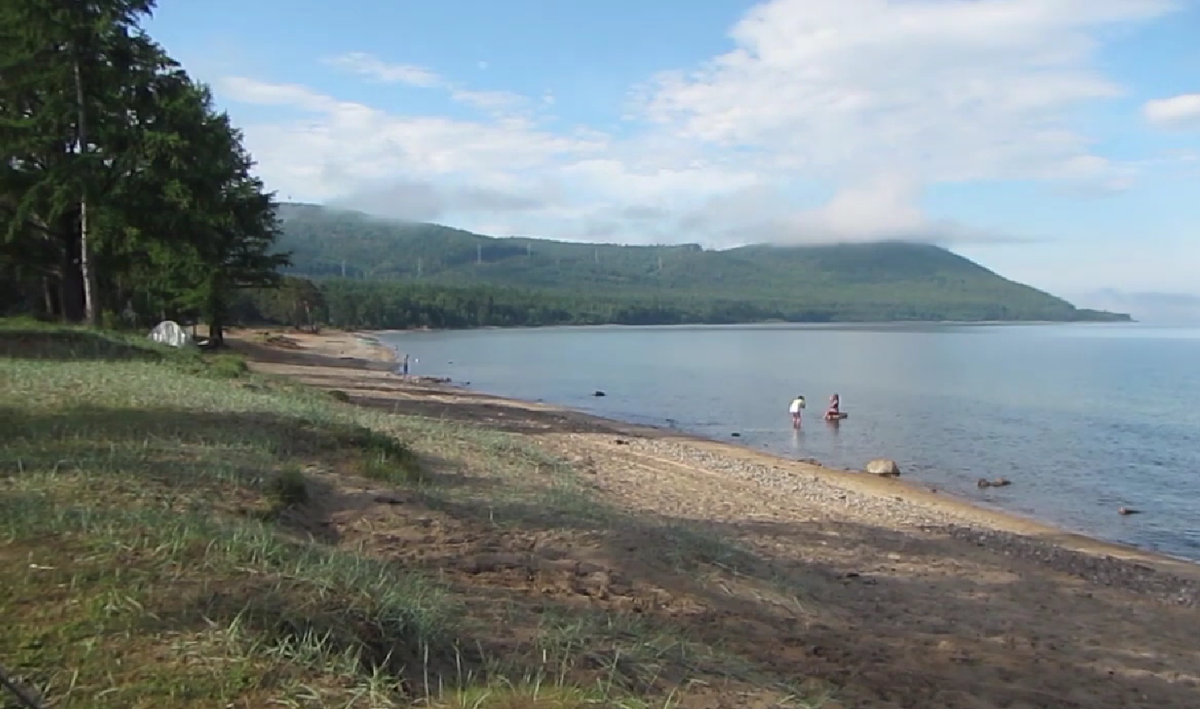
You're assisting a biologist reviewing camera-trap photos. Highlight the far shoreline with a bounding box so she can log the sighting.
[350,327,1200,578]
[364,318,1142,336]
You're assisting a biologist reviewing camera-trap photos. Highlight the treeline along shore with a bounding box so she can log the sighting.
[229,274,1132,333]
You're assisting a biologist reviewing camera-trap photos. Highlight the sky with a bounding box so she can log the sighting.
[143,0,1200,319]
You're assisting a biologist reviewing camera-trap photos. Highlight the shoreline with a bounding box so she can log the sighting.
[209,326,1200,706]
[357,329,1200,580]
[362,318,1139,336]
[229,327,1200,601]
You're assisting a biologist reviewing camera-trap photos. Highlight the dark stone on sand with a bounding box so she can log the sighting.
[977,477,1012,488]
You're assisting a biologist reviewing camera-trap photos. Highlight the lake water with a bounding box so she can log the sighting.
[380,323,1200,562]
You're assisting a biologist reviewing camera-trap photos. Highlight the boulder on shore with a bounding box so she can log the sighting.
[864,458,901,477]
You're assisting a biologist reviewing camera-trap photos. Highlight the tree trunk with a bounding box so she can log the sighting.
[42,276,57,318]
[73,55,99,327]
[207,275,226,348]
[208,314,224,348]
[59,238,85,322]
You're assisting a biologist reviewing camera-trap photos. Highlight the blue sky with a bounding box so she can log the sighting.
[144,0,1200,318]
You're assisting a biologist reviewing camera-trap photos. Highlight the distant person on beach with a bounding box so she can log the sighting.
[789,395,806,428]
[824,394,841,421]
[400,354,410,377]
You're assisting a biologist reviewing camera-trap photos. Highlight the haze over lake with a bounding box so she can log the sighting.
[381,323,1200,562]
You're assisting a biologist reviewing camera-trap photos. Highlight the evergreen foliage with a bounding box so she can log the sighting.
[0,0,288,343]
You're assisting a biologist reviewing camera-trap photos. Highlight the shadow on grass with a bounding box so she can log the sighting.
[389,491,1200,709]
[0,405,424,485]
[346,388,659,438]
[0,495,469,706]
[0,327,168,362]
[166,571,468,692]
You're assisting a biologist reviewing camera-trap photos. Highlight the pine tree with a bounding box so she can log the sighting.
[0,0,169,324]
[126,79,288,345]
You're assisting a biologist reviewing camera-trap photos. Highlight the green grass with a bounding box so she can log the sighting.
[265,465,311,508]
[0,324,451,707]
[0,323,671,708]
[0,321,832,709]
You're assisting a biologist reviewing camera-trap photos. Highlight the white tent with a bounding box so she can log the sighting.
[147,320,197,349]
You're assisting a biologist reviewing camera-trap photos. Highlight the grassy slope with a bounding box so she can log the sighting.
[0,321,828,709]
[274,203,1128,321]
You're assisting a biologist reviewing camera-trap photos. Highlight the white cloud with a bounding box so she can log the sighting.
[221,76,337,112]
[673,175,1014,247]
[323,53,531,118]
[217,0,1182,247]
[215,77,606,203]
[1143,93,1200,129]
[450,88,525,112]
[635,0,1172,189]
[324,52,441,87]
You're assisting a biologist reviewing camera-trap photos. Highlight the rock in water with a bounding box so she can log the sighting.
[979,477,1013,488]
[148,320,197,349]
[864,459,901,477]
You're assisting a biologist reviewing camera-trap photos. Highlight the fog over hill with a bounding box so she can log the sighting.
[271,202,1131,324]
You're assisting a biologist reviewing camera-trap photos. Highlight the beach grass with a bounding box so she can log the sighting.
[0,320,825,708]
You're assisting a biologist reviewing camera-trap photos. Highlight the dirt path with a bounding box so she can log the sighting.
[229,328,1200,709]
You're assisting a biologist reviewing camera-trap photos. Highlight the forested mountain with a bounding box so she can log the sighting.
[267,202,1130,325]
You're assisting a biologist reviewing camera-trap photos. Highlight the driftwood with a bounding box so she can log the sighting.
[0,664,44,709]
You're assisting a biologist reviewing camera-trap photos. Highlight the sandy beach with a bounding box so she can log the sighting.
[227,326,1200,708]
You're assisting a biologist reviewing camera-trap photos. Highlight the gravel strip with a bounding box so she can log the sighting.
[627,436,1200,607]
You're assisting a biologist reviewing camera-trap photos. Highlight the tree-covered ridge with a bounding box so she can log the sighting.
[271,203,1130,325]
[1,0,286,344]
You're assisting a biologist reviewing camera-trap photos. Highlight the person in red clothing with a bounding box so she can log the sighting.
[823,393,842,421]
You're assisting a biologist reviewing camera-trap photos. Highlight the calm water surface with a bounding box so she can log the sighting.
[381,323,1200,562]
